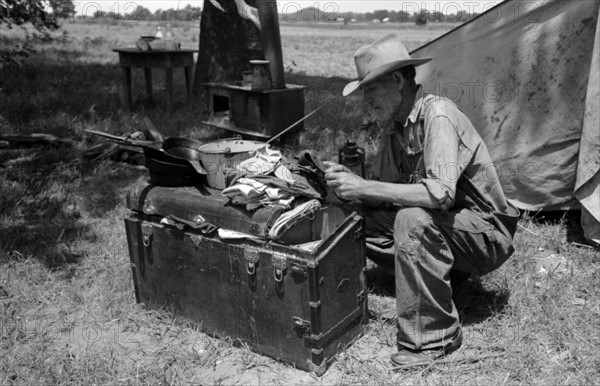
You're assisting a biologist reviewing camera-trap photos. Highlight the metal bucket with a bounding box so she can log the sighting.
[197,138,266,189]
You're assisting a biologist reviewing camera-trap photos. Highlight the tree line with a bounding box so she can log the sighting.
[2,0,478,31]
[90,5,202,22]
[90,6,477,24]
[282,7,479,24]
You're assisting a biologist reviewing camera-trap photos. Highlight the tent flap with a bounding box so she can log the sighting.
[412,0,600,243]
[575,5,600,228]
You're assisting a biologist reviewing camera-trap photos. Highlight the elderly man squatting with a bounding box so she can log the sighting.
[324,33,520,367]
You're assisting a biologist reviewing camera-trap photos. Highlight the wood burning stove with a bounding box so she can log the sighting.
[201,0,306,140]
[201,82,305,139]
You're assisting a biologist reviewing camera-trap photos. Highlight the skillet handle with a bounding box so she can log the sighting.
[188,160,207,175]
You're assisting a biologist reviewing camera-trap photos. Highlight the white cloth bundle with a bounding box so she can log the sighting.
[268,199,321,240]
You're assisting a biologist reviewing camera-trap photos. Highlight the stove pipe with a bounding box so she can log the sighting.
[256,0,286,89]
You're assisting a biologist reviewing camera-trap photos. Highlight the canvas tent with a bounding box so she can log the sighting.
[412,0,600,244]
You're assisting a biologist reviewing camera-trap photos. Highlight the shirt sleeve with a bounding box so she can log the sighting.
[421,114,461,211]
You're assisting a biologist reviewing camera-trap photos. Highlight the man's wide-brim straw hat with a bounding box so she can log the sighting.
[343,33,433,97]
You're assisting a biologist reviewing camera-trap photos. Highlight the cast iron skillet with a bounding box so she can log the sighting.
[148,171,201,187]
[142,145,201,186]
[144,156,195,176]
[162,137,207,175]
[142,145,189,166]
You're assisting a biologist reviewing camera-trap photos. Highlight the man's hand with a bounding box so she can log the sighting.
[323,161,350,174]
[325,169,366,201]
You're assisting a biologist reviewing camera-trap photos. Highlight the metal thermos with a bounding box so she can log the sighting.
[339,140,365,178]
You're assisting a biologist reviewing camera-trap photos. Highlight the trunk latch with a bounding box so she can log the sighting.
[272,252,287,282]
[141,223,153,247]
[244,248,260,275]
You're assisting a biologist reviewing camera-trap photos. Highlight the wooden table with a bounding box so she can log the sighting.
[113,48,197,114]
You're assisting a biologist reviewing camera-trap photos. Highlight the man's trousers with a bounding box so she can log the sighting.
[364,206,514,351]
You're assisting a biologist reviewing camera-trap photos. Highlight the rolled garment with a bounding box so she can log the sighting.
[269,199,321,240]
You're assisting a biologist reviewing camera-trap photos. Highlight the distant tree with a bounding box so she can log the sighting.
[154,9,166,21]
[180,5,202,21]
[430,11,444,22]
[128,5,152,21]
[299,7,319,22]
[372,9,389,22]
[275,6,479,25]
[0,0,74,68]
[137,6,201,22]
[49,0,75,20]
[107,11,121,20]
[398,10,410,22]
[0,0,71,30]
[343,11,357,21]
[388,10,410,22]
[414,9,428,25]
[457,10,478,22]
[162,9,169,20]
[444,13,457,23]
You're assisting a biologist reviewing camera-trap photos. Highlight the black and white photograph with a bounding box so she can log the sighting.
[1,0,599,384]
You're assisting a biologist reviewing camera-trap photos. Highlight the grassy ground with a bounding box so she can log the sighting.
[1,20,599,385]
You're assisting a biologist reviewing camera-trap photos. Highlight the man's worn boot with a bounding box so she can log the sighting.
[390,328,463,367]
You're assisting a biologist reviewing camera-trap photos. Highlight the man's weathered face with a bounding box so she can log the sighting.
[362,73,402,124]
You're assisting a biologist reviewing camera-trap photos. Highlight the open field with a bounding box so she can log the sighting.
[1,20,600,385]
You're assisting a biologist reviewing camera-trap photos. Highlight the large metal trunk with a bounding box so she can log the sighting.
[124,182,368,375]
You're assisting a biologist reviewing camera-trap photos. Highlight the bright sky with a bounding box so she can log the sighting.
[76,1,504,16]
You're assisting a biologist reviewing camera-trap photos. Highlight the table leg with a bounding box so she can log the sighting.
[122,67,133,111]
[184,66,192,105]
[144,68,153,104]
[165,68,173,114]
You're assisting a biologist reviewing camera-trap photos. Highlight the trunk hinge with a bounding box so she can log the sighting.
[190,234,202,247]
[357,290,365,306]
[353,225,363,242]
[291,264,308,280]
